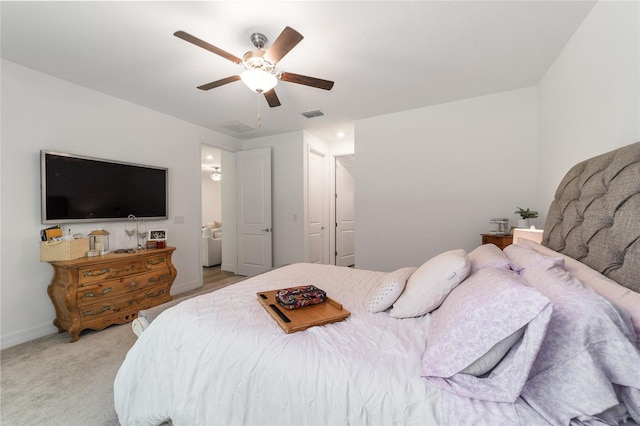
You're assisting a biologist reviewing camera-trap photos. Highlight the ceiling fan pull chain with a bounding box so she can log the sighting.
[257,91,262,128]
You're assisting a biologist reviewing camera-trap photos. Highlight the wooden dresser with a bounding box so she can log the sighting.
[481,233,513,250]
[46,247,176,342]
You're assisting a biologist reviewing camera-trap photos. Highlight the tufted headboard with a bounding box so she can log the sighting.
[542,141,640,293]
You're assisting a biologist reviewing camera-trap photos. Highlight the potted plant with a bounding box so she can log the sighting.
[515,207,538,228]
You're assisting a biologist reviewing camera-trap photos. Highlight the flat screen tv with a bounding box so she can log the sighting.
[40,150,168,224]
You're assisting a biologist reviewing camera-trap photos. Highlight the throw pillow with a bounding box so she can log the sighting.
[469,243,522,274]
[503,244,564,271]
[390,249,470,318]
[364,267,417,313]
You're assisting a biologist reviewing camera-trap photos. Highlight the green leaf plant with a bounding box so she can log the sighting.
[515,207,539,219]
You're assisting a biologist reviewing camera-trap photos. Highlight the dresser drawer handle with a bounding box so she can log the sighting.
[82,268,110,278]
[148,274,167,283]
[128,279,137,288]
[146,289,166,298]
[84,287,113,298]
[82,305,111,316]
[146,258,165,266]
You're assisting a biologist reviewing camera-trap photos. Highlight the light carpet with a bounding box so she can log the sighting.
[1,272,244,426]
[1,323,135,426]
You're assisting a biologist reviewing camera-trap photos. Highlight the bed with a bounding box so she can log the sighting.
[114,142,640,425]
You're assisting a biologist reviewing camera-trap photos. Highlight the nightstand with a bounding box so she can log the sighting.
[481,233,513,250]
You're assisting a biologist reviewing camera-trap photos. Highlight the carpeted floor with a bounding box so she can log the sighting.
[0,266,245,426]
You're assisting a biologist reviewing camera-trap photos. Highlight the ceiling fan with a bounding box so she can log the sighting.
[174,26,334,107]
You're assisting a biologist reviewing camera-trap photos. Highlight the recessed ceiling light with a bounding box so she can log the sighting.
[337,131,345,138]
[206,155,213,160]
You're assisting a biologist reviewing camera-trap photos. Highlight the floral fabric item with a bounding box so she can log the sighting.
[275,285,326,310]
[439,261,640,425]
[422,268,552,402]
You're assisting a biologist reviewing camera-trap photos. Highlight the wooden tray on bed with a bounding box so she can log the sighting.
[257,290,350,333]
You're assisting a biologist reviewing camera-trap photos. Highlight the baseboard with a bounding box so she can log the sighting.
[1,322,59,350]
[170,279,201,296]
[221,262,236,274]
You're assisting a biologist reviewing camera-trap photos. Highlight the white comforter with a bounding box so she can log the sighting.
[114,263,441,426]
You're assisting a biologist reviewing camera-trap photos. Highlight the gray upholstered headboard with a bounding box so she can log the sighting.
[542,141,640,293]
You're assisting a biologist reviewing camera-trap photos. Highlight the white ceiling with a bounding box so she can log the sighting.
[1,1,596,145]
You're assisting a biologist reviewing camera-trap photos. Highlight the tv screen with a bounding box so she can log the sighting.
[41,150,168,224]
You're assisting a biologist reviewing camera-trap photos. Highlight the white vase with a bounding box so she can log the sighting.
[517,219,530,228]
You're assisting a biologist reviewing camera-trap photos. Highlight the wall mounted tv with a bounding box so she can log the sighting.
[41,150,168,224]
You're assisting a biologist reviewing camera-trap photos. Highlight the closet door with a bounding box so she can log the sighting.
[236,148,272,276]
[335,155,355,267]
[306,147,328,264]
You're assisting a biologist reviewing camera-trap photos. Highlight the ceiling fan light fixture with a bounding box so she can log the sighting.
[241,69,278,93]
[210,167,222,181]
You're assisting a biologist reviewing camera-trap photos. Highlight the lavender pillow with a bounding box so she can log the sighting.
[468,243,522,274]
[503,243,564,271]
[518,265,640,423]
[421,268,552,402]
[517,238,640,346]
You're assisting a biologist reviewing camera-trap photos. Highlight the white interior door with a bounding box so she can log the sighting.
[307,148,327,264]
[236,148,272,276]
[335,155,355,267]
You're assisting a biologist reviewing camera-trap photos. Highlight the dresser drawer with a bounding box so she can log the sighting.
[78,254,169,286]
[77,269,172,306]
[46,247,176,342]
[78,284,171,322]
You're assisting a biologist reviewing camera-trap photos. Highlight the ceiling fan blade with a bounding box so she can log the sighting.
[263,89,281,108]
[174,30,243,64]
[197,75,241,91]
[264,26,303,64]
[280,72,334,91]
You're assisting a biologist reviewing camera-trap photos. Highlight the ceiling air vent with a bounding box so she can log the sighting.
[301,110,325,119]
[219,120,255,133]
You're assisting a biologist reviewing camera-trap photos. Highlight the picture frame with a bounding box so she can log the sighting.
[147,229,167,241]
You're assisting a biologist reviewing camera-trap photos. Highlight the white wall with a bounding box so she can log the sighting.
[537,0,640,211]
[353,0,640,274]
[242,132,306,267]
[355,87,538,272]
[0,59,241,348]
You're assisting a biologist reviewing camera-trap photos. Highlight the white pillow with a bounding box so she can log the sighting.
[390,249,470,318]
[364,267,416,313]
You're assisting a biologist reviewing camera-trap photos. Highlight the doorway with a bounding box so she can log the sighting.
[201,145,223,270]
[335,155,355,267]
